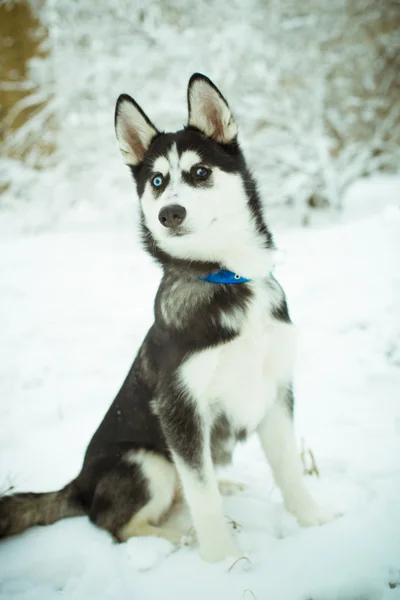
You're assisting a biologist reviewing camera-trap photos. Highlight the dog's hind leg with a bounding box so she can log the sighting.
[88,450,182,544]
[257,387,335,526]
[118,519,184,545]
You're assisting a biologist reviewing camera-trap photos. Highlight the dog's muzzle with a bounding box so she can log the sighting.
[158,204,187,229]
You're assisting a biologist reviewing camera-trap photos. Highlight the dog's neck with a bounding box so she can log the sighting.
[142,222,275,281]
[215,244,275,280]
[161,248,275,284]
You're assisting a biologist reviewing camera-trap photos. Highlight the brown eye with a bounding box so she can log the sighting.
[191,165,211,179]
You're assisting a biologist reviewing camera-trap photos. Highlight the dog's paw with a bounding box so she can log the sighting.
[287,498,336,527]
[159,528,191,546]
[179,530,196,548]
[218,479,246,496]
[199,534,240,563]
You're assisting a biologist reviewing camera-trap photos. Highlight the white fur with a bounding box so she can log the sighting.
[219,306,244,332]
[159,278,208,328]
[171,280,296,561]
[124,450,177,524]
[188,78,238,143]
[115,81,334,560]
[179,150,202,172]
[257,402,335,526]
[153,155,170,176]
[153,149,202,177]
[166,144,181,187]
[159,279,180,326]
[141,144,276,278]
[173,451,240,562]
[180,279,295,430]
[115,100,157,166]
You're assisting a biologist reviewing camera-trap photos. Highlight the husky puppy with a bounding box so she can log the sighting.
[0,74,333,562]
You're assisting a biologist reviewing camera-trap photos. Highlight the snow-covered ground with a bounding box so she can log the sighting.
[0,177,400,599]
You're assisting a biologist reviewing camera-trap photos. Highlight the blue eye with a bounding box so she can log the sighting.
[193,166,210,179]
[152,174,164,188]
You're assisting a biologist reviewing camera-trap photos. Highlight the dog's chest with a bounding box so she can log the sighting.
[180,283,295,432]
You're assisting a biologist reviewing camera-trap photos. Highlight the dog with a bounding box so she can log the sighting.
[0,74,334,562]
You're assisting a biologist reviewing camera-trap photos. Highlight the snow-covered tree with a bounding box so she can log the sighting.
[1,0,398,226]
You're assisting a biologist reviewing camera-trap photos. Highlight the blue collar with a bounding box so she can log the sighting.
[199,269,251,284]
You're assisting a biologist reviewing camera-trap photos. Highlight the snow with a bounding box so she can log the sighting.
[0,176,400,599]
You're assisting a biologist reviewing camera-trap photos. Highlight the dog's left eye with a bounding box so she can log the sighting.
[191,166,211,180]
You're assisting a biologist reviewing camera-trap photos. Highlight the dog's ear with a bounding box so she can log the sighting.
[187,74,237,144]
[115,94,159,165]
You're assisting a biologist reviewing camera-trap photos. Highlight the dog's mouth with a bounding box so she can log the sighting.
[167,226,190,237]
[166,218,217,238]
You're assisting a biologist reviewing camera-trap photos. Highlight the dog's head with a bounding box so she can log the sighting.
[115,74,273,275]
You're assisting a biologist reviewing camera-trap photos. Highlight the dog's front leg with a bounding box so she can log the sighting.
[257,388,334,526]
[160,399,240,562]
[173,450,240,562]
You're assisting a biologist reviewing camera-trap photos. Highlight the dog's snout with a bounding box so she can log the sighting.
[158,205,187,229]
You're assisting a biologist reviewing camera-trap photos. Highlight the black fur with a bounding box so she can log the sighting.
[0,73,295,545]
[131,127,274,266]
[81,270,254,473]
[282,385,295,416]
[269,276,291,324]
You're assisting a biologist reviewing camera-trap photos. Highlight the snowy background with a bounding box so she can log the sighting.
[1,1,400,599]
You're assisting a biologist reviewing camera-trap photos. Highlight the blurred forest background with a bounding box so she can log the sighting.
[0,0,399,229]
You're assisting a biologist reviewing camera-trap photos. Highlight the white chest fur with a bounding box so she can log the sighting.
[179,280,296,433]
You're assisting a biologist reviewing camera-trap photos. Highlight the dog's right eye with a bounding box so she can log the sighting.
[151,174,164,188]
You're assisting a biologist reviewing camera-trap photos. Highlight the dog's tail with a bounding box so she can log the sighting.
[0,482,85,539]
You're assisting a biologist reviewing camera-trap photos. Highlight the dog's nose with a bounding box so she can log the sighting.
[158,205,187,228]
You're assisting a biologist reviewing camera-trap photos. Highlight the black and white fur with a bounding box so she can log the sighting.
[0,74,333,562]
